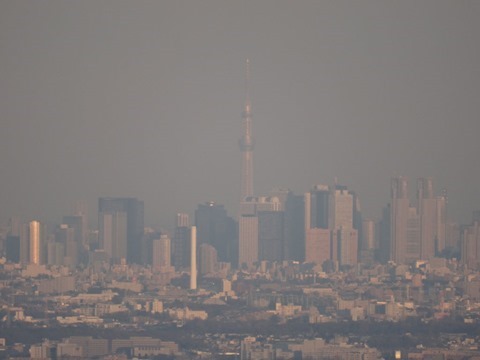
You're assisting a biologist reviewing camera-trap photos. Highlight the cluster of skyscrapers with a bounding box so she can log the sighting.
[3,61,480,278]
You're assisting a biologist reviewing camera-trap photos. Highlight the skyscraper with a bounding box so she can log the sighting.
[239,59,254,200]
[54,224,78,267]
[29,220,41,265]
[152,234,171,269]
[258,211,284,262]
[195,202,236,264]
[176,213,190,228]
[269,188,305,261]
[238,215,259,269]
[305,185,330,230]
[328,185,354,230]
[390,177,448,264]
[98,198,144,264]
[418,177,436,260]
[390,177,409,264]
[305,185,331,266]
[6,236,20,263]
[238,196,281,268]
[460,213,480,270]
[173,225,191,270]
[329,185,358,267]
[199,243,218,275]
[360,219,376,264]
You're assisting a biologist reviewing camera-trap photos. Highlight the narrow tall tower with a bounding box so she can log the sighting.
[239,59,254,200]
[190,226,197,290]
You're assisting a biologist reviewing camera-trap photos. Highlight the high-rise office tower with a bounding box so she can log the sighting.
[8,217,21,237]
[360,219,375,264]
[405,206,421,262]
[19,223,29,264]
[172,213,190,269]
[461,216,480,270]
[152,234,171,269]
[176,213,190,228]
[285,194,305,262]
[29,220,41,265]
[328,185,358,267]
[238,215,259,269]
[362,219,376,251]
[328,185,354,230]
[258,211,284,262]
[54,224,78,267]
[6,235,20,263]
[98,198,144,264]
[270,188,305,262]
[390,177,409,264]
[173,225,191,269]
[239,59,254,200]
[417,177,437,260]
[199,243,218,275]
[305,185,330,230]
[390,177,447,264]
[305,228,332,265]
[378,204,391,263]
[238,196,280,268]
[195,202,236,264]
[446,222,460,249]
[435,192,447,254]
[305,185,331,266]
[63,215,85,250]
[190,226,197,290]
[336,227,358,267]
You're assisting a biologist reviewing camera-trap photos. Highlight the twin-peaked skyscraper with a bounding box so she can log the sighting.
[390,177,446,264]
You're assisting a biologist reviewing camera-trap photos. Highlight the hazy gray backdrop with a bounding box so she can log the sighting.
[1,1,479,229]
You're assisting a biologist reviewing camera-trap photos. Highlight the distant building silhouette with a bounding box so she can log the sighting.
[258,210,284,262]
[152,234,171,269]
[6,235,20,263]
[390,177,410,264]
[239,196,281,268]
[270,188,305,262]
[199,243,218,275]
[304,184,359,267]
[98,197,144,264]
[461,214,480,270]
[194,202,236,265]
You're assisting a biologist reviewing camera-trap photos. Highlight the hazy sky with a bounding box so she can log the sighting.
[1,1,479,229]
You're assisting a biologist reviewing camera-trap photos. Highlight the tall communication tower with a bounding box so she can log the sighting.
[239,59,254,200]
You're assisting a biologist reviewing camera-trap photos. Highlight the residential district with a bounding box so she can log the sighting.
[1,178,480,359]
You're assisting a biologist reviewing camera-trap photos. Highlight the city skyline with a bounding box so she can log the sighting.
[1,1,480,229]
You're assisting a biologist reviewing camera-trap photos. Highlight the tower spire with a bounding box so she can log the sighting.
[245,58,251,112]
[239,59,254,200]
